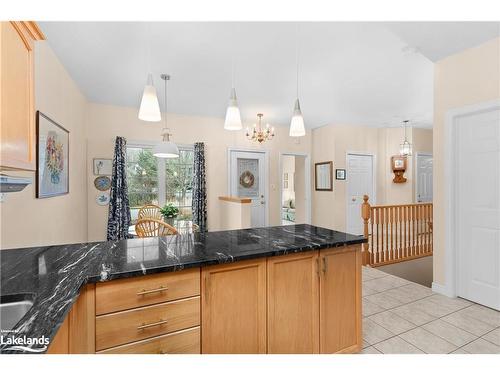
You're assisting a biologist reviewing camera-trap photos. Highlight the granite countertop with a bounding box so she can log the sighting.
[0,224,365,354]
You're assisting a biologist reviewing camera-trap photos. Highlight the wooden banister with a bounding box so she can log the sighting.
[361,196,433,267]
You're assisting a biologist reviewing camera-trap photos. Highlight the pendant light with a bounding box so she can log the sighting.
[152,74,179,158]
[138,26,161,122]
[138,73,161,122]
[399,120,412,157]
[289,25,306,137]
[224,56,242,130]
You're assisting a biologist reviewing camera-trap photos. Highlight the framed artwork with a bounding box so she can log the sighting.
[283,173,289,189]
[94,176,111,191]
[36,111,69,198]
[93,158,112,175]
[315,161,333,191]
[336,169,346,180]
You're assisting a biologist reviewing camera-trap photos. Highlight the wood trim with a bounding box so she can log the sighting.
[218,196,252,204]
[19,21,46,40]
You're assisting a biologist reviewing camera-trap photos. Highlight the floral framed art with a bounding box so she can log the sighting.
[36,111,69,198]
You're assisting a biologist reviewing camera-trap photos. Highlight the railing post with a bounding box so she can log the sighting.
[361,195,371,266]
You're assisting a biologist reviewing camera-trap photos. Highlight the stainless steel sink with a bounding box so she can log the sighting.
[0,294,34,331]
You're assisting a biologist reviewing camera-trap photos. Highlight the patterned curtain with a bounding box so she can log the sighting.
[107,136,132,241]
[192,142,207,232]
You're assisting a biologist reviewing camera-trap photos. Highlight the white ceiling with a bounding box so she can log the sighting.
[38,22,499,129]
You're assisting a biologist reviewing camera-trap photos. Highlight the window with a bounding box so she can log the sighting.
[126,144,194,222]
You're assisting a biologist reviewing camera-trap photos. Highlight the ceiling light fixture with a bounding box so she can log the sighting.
[152,74,179,158]
[399,120,412,156]
[289,25,306,137]
[224,56,242,130]
[138,73,161,122]
[246,113,274,144]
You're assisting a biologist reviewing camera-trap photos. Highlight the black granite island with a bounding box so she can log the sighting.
[0,224,366,354]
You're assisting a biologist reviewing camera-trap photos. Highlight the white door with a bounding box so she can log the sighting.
[456,108,500,310]
[416,153,433,203]
[229,150,267,227]
[346,153,375,235]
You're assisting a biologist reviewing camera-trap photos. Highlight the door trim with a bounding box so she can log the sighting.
[345,152,376,235]
[414,152,433,203]
[278,152,312,225]
[227,147,270,227]
[438,99,500,298]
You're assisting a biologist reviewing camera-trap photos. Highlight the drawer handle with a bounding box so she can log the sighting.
[137,285,169,296]
[137,319,168,330]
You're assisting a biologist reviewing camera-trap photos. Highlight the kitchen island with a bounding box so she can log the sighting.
[0,224,366,354]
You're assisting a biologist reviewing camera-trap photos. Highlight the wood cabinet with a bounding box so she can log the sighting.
[46,284,95,354]
[319,245,362,353]
[0,22,44,171]
[95,268,201,354]
[201,259,267,353]
[267,252,319,353]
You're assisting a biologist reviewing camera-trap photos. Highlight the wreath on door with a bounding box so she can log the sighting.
[239,170,255,188]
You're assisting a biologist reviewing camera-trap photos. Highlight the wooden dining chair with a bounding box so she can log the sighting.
[135,218,179,238]
[137,204,163,220]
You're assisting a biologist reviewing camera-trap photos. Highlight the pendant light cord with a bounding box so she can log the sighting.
[162,75,169,141]
[296,23,300,99]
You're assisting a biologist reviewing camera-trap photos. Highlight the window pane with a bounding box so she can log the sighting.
[126,147,159,213]
[165,148,194,220]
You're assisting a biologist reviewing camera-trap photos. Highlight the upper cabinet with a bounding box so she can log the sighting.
[0,21,45,171]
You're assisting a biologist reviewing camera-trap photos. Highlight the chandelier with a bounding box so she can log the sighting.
[246,113,275,144]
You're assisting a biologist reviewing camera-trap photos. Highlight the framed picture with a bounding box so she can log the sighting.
[283,172,289,189]
[315,161,333,191]
[36,111,69,198]
[93,158,112,175]
[336,169,346,180]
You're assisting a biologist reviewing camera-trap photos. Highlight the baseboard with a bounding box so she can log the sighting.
[432,282,455,298]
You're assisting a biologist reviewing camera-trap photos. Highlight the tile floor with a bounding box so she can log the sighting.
[361,266,500,354]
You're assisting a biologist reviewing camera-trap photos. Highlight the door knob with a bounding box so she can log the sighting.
[260,201,265,205]
[352,198,356,202]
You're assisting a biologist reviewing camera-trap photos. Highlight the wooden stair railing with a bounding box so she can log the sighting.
[361,195,433,267]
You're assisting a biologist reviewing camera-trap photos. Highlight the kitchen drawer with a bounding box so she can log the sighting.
[97,326,200,354]
[95,268,200,315]
[96,296,200,351]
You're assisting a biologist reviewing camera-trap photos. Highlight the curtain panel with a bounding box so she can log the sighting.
[107,136,132,241]
[192,142,207,232]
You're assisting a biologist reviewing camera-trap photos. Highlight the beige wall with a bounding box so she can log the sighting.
[219,199,252,230]
[0,42,88,249]
[311,124,432,232]
[86,103,312,241]
[311,124,380,232]
[433,37,500,285]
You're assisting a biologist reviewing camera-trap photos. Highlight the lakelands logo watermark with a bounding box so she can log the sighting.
[0,332,49,353]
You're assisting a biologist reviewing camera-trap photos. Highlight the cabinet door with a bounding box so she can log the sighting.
[319,245,362,353]
[0,22,42,171]
[267,252,319,353]
[201,259,266,353]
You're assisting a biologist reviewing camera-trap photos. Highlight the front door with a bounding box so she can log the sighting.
[416,153,433,203]
[229,150,267,228]
[456,108,500,310]
[346,153,375,235]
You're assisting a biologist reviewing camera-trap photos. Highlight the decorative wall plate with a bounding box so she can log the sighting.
[239,170,255,188]
[94,176,111,191]
[96,193,110,206]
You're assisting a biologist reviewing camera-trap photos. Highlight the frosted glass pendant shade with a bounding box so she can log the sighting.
[399,141,412,156]
[152,140,180,158]
[224,88,243,130]
[289,99,306,137]
[138,74,161,122]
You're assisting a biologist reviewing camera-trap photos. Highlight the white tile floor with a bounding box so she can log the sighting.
[361,266,500,354]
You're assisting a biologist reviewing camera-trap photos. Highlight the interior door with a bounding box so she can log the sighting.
[416,153,433,203]
[346,154,375,235]
[456,108,500,310]
[230,151,266,227]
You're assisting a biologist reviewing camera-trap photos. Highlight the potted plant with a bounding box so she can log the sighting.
[160,203,179,226]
